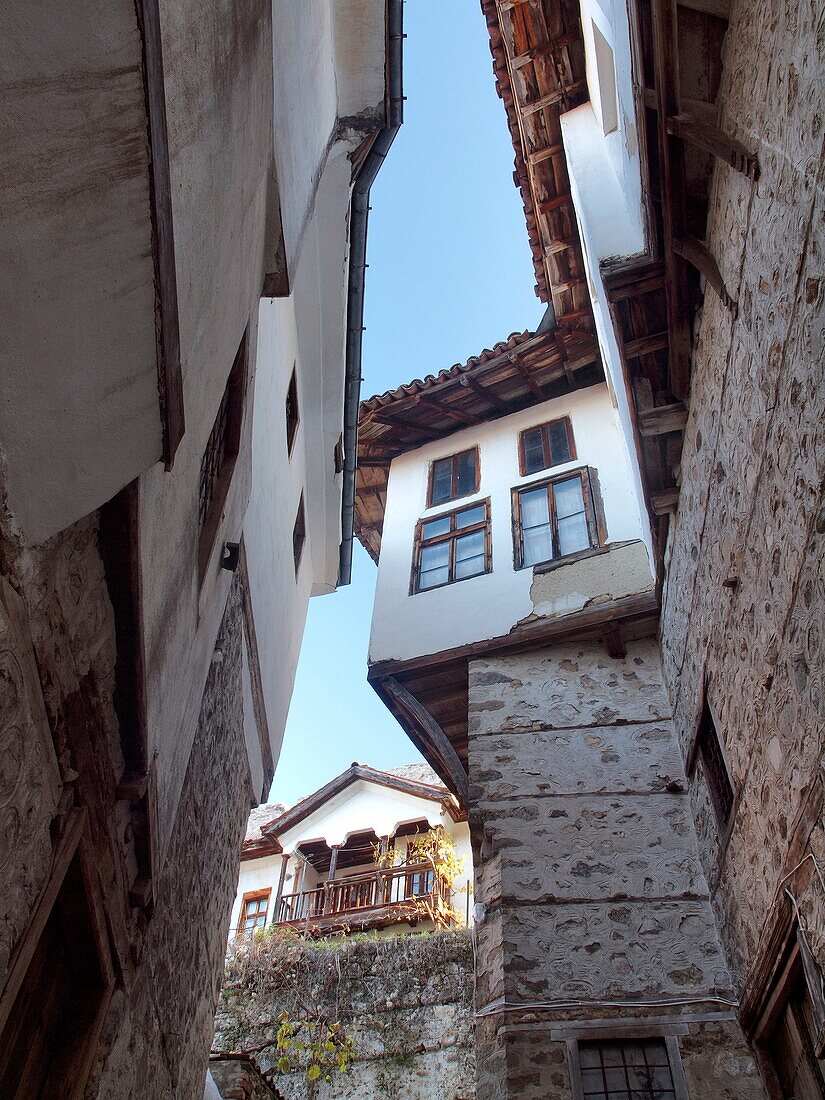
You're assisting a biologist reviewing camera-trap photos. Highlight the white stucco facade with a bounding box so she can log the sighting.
[369,382,652,665]
[229,771,473,938]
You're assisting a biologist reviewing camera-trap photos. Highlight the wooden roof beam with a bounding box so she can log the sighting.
[416,395,480,426]
[638,401,688,436]
[458,374,510,412]
[528,144,564,167]
[522,82,586,116]
[510,33,581,69]
[509,352,545,400]
[365,408,444,441]
[624,331,669,359]
[673,236,737,311]
[667,113,759,180]
[651,0,692,401]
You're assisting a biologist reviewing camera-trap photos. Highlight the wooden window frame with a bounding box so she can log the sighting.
[0,809,115,1100]
[285,364,299,457]
[562,1028,690,1100]
[517,415,576,476]
[292,494,306,577]
[686,692,736,837]
[426,446,480,508]
[411,498,492,595]
[512,466,600,571]
[238,888,271,936]
[198,331,248,581]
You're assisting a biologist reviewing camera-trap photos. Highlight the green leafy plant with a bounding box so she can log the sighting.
[374,826,465,929]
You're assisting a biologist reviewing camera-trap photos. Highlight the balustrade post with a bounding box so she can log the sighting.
[324,845,340,914]
[273,853,289,924]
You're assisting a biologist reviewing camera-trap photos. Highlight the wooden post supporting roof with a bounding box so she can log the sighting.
[383,677,469,808]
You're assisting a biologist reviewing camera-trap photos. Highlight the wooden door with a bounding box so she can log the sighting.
[765,969,825,1099]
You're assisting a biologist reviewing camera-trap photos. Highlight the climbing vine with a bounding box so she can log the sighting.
[375,826,466,929]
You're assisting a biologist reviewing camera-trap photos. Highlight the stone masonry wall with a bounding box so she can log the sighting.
[214,930,476,1100]
[88,574,250,1098]
[468,639,764,1099]
[661,0,824,999]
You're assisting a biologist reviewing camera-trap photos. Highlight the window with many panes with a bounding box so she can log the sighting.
[413,500,490,592]
[513,469,597,569]
[427,447,479,507]
[690,697,734,831]
[577,1039,677,1099]
[239,890,270,935]
[518,416,575,476]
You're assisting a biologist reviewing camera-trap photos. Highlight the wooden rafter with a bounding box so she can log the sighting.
[667,113,759,180]
[383,677,469,806]
[509,352,545,400]
[673,236,736,311]
[458,374,510,412]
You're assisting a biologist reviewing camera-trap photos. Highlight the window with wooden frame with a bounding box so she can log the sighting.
[198,332,248,579]
[574,1038,681,1099]
[292,494,306,576]
[285,364,299,456]
[412,500,491,593]
[427,447,479,507]
[239,889,271,935]
[518,416,576,476]
[688,697,734,832]
[512,468,599,569]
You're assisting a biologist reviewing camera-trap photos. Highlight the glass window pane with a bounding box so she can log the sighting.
[554,476,585,519]
[558,513,590,556]
[455,531,484,562]
[419,542,450,588]
[456,504,485,529]
[522,428,545,473]
[520,487,550,528]
[422,515,451,539]
[549,419,572,464]
[522,524,553,566]
[581,1068,606,1092]
[454,450,477,496]
[431,458,453,504]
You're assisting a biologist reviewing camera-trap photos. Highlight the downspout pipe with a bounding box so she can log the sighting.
[338,0,404,586]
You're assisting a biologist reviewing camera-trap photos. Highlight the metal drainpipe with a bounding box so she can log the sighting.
[337,0,404,587]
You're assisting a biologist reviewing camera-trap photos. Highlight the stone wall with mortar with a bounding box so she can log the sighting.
[87,574,250,1098]
[467,639,765,1098]
[660,0,824,1008]
[213,930,475,1100]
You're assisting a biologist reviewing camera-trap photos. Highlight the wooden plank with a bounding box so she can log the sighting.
[677,0,730,17]
[607,271,667,301]
[544,239,573,256]
[383,677,469,807]
[522,82,585,116]
[509,352,545,400]
[673,236,736,310]
[510,33,580,69]
[624,331,669,358]
[602,623,627,659]
[638,402,688,436]
[538,191,571,212]
[366,408,443,441]
[416,395,480,426]
[667,113,758,179]
[528,144,564,166]
[643,88,718,124]
[458,374,510,412]
[651,0,692,400]
[651,487,680,514]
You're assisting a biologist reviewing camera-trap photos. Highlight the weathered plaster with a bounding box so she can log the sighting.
[528,539,652,619]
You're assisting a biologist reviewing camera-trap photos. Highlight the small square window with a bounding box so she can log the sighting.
[285,365,299,456]
[577,1038,677,1098]
[427,448,479,507]
[691,697,735,831]
[239,890,271,936]
[518,417,575,476]
[293,495,306,576]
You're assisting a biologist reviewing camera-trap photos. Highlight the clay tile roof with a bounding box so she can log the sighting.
[360,330,533,411]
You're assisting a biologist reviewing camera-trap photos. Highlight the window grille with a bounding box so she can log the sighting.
[578,1039,676,1099]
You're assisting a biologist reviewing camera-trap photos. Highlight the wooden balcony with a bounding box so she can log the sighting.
[273,863,448,934]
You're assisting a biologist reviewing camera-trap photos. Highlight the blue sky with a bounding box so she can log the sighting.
[270,0,542,806]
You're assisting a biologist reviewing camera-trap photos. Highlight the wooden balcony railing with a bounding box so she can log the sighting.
[274,863,446,927]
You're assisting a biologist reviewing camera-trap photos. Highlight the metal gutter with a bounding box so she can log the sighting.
[338,0,404,586]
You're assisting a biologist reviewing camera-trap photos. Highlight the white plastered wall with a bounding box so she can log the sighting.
[369,383,651,665]
[558,0,653,566]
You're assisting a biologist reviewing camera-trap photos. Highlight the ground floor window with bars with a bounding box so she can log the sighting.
[576,1038,679,1099]
[512,467,599,569]
[412,499,491,592]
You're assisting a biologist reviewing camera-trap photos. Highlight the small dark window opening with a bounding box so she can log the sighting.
[427,447,479,507]
[413,500,491,592]
[694,699,734,830]
[285,365,299,456]
[577,1038,677,1098]
[198,334,247,579]
[293,494,306,575]
[513,468,599,569]
[519,416,576,476]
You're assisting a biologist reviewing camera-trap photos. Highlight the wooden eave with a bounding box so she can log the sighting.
[484,0,742,582]
[368,589,659,797]
[356,328,603,561]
